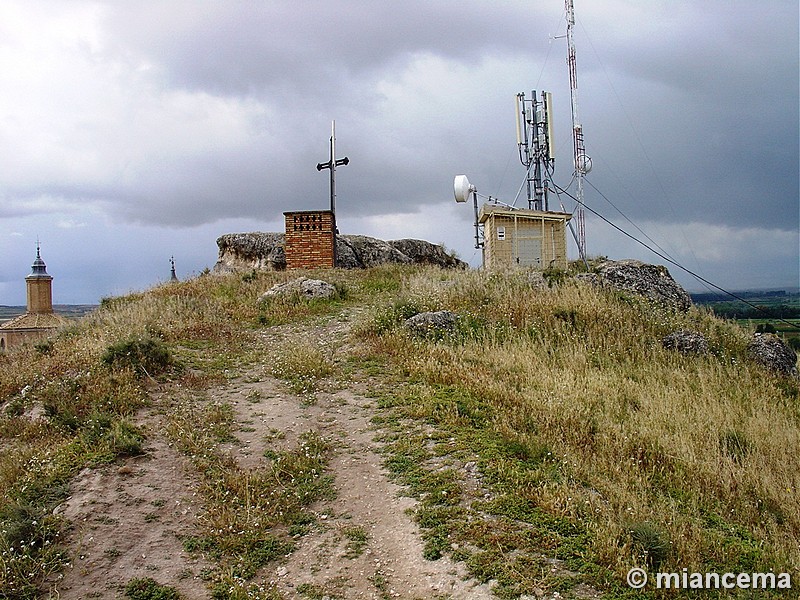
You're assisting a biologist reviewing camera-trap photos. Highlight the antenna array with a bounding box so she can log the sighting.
[515,91,555,211]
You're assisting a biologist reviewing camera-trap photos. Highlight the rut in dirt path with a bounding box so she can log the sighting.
[213,311,496,599]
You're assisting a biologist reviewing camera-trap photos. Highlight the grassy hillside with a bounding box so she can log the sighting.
[1,265,797,599]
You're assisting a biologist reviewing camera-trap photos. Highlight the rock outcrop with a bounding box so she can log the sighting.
[213,233,467,273]
[747,333,798,377]
[662,330,709,355]
[259,277,337,302]
[336,236,412,269]
[387,239,465,269]
[215,232,286,273]
[579,259,692,311]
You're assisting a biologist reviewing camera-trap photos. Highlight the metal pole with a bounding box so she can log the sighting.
[566,0,588,260]
[330,121,336,215]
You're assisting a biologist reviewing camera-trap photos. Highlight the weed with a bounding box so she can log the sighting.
[626,521,671,569]
[719,429,752,463]
[124,577,182,600]
[342,525,368,559]
[269,341,334,395]
[357,265,800,596]
[170,394,334,593]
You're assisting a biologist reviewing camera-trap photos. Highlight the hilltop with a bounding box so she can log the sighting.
[0,264,797,599]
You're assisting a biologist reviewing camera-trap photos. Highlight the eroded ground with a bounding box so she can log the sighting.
[48,310,498,599]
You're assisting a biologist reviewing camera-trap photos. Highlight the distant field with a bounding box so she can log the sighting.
[0,304,97,325]
[691,291,800,347]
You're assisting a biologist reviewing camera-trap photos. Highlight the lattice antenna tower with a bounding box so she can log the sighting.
[566,0,591,260]
[515,91,555,211]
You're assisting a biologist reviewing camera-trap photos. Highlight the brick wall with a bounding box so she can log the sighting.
[284,210,336,269]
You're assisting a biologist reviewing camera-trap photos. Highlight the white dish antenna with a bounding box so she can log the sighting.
[453,174,484,249]
[453,174,476,203]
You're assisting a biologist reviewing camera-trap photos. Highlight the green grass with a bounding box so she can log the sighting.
[124,577,182,600]
[342,525,369,559]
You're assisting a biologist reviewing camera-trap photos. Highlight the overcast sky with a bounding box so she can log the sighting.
[1,0,797,304]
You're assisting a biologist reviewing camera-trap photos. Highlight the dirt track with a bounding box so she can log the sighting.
[48,310,495,599]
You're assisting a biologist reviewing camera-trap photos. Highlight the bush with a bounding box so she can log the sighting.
[102,336,174,378]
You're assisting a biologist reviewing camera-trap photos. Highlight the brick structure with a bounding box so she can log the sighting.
[1,245,68,352]
[284,210,336,269]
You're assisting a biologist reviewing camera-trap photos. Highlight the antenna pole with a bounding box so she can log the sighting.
[566,0,588,260]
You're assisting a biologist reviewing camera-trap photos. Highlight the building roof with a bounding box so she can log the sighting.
[26,244,52,280]
[0,312,70,331]
[478,204,572,224]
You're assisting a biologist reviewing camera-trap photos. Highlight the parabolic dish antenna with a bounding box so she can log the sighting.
[453,175,475,203]
[576,154,592,174]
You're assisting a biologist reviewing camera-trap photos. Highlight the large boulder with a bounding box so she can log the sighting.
[404,311,459,337]
[587,259,692,311]
[747,333,798,377]
[215,232,286,273]
[336,235,412,269]
[214,232,466,273]
[259,277,337,301]
[388,239,466,269]
[662,330,709,355]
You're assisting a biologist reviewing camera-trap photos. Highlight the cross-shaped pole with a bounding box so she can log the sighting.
[316,120,349,219]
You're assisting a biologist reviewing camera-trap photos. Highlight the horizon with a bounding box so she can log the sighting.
[1,265,799,309]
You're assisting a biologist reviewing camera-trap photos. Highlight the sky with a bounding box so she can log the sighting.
[0,0,797,304]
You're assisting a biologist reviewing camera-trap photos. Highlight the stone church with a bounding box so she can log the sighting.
[0,246,69,351]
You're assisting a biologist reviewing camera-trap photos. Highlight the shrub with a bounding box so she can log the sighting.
[124,577,182,600]
[102,336,174,378]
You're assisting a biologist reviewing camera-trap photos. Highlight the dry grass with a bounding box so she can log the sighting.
[359,267,799,597]
[1,263,796,599]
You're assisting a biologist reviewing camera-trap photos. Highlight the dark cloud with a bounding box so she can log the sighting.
[0,0,797,302]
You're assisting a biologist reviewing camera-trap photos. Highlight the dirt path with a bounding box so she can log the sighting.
[49,309,495,599]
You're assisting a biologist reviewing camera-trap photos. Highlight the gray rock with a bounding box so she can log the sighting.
[387,239,466,269]
[747,333,798,377]
[662,330,709,355]
[214,232,286,273]
[573,272,600,286]
[404,310,458,337]
[214,232,465,273]
[590,259,692,311]
[259,277,337,301]
[336,235,411,268]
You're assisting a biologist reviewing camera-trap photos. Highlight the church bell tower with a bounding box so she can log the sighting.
[25,244,54,315]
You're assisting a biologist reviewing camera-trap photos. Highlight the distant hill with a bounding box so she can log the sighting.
[690,289,796,303]
[690,290,800,320]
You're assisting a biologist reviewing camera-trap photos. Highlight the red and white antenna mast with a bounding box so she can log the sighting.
[565,0,590,260]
